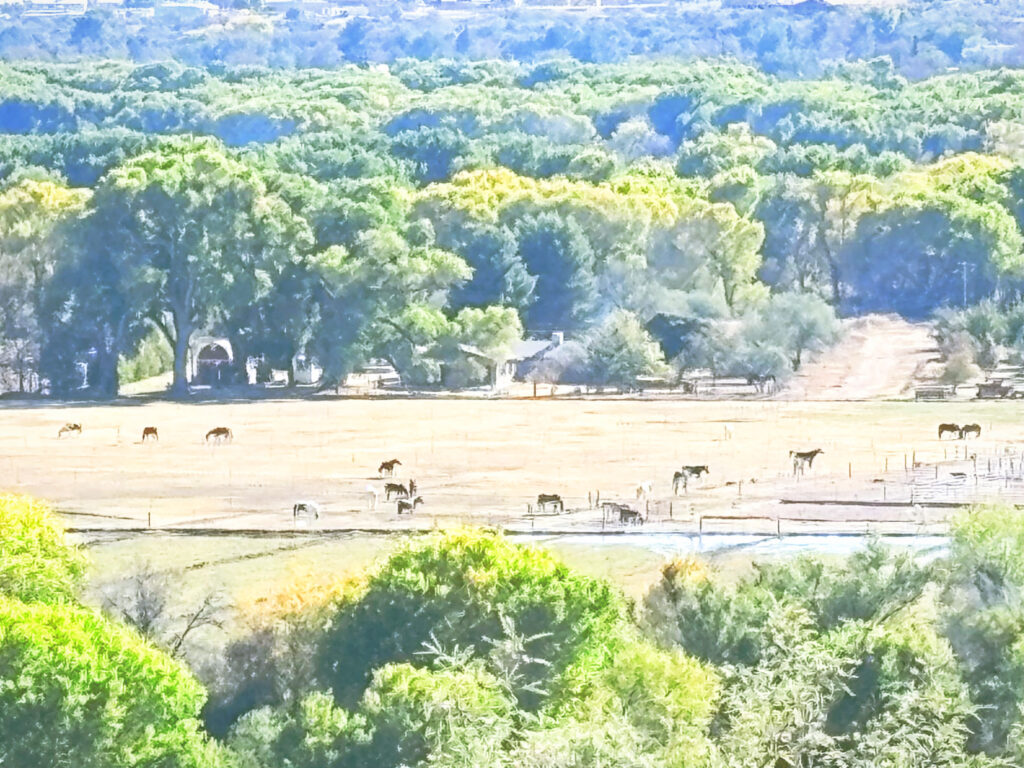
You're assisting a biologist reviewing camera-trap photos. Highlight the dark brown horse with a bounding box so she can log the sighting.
[397,496,424,514]
[378,459,402,477]
[672,465,709,494]
[58,423,81,438]
[384,482,410,500]
[938,423,961,439]
[616,504,643,526]
[206,427,232,444]
[537,493,564,513]
[142,426,159,442]
[960,423,981,439]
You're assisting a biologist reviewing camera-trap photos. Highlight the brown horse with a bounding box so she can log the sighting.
[205,427,232,444]
[397,496,424,514]
[960,423,981,439]
[378,459,402,477]
[58,423,81,438]
[938,423,961,439]
[142,426,159,442]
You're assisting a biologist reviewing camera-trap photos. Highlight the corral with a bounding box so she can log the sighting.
[1,397,1021,536]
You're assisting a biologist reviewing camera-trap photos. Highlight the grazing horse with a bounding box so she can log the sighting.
[672,465,709,495]
[616,504,643,526]
[378,459,401,477]
[142,426,159,442]
[635,481,653,499]
[206,427,232,444]
[790,449,824,476]
[397,496,424,514]
[938,423,961,440]
[384,481,410,500]
[365,485,380,510]
[536,493,564,513]
[58,423,81,438]
[960,423,981,439]
[292,501,321,520]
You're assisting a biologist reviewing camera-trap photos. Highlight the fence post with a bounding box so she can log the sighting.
[776,517,781,538]
[848,462,852,479]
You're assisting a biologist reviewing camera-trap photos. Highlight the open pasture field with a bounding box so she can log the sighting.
[1,396,1022,533]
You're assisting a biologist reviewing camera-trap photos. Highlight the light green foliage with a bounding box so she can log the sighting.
[317,530,632,712]
[0,595,229,768]
[355,663,513,768]
[118,325,174,384]
[0,494,85,604]
[751,292,840,369]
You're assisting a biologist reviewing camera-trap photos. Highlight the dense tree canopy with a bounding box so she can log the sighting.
[3,55,1024,392]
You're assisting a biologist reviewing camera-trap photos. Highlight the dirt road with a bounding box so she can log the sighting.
[781,314,938,401]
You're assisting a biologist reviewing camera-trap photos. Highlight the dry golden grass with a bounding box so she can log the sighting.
[0,396,1015,533]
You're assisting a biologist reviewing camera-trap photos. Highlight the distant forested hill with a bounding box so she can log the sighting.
[1,0,1024,80]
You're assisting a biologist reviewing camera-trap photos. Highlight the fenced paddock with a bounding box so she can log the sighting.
[0,397,1021,536]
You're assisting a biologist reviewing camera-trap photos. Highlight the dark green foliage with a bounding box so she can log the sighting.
[512,212,598,332]
[440,219,536,312]
[644,539,933,667]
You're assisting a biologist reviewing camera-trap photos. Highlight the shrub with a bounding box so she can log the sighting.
[0,494,85,604]
[316,530,630,712]
[0,596,229,767]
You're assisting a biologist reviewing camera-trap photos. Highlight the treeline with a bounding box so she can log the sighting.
[3,0,1024,80]
[6,495,1024,767]
[5,58,1024,394]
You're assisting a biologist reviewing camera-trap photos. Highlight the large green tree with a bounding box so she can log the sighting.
[90,137,313,396]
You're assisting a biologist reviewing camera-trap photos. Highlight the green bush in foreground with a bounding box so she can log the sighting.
[0,596,231,768]
[0,493,85,604]
[316,530,634,711]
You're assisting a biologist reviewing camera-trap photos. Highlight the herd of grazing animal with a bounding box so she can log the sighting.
[376,460,424,514]
[60,422,233,443]
[48,415,996,528]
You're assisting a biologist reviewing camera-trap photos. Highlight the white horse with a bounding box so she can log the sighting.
[365,485,380,510]
[635,481,653,499]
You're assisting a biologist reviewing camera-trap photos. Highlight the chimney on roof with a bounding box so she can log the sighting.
[551,331,564,346]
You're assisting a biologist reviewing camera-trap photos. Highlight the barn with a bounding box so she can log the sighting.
[188,337,233,387]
